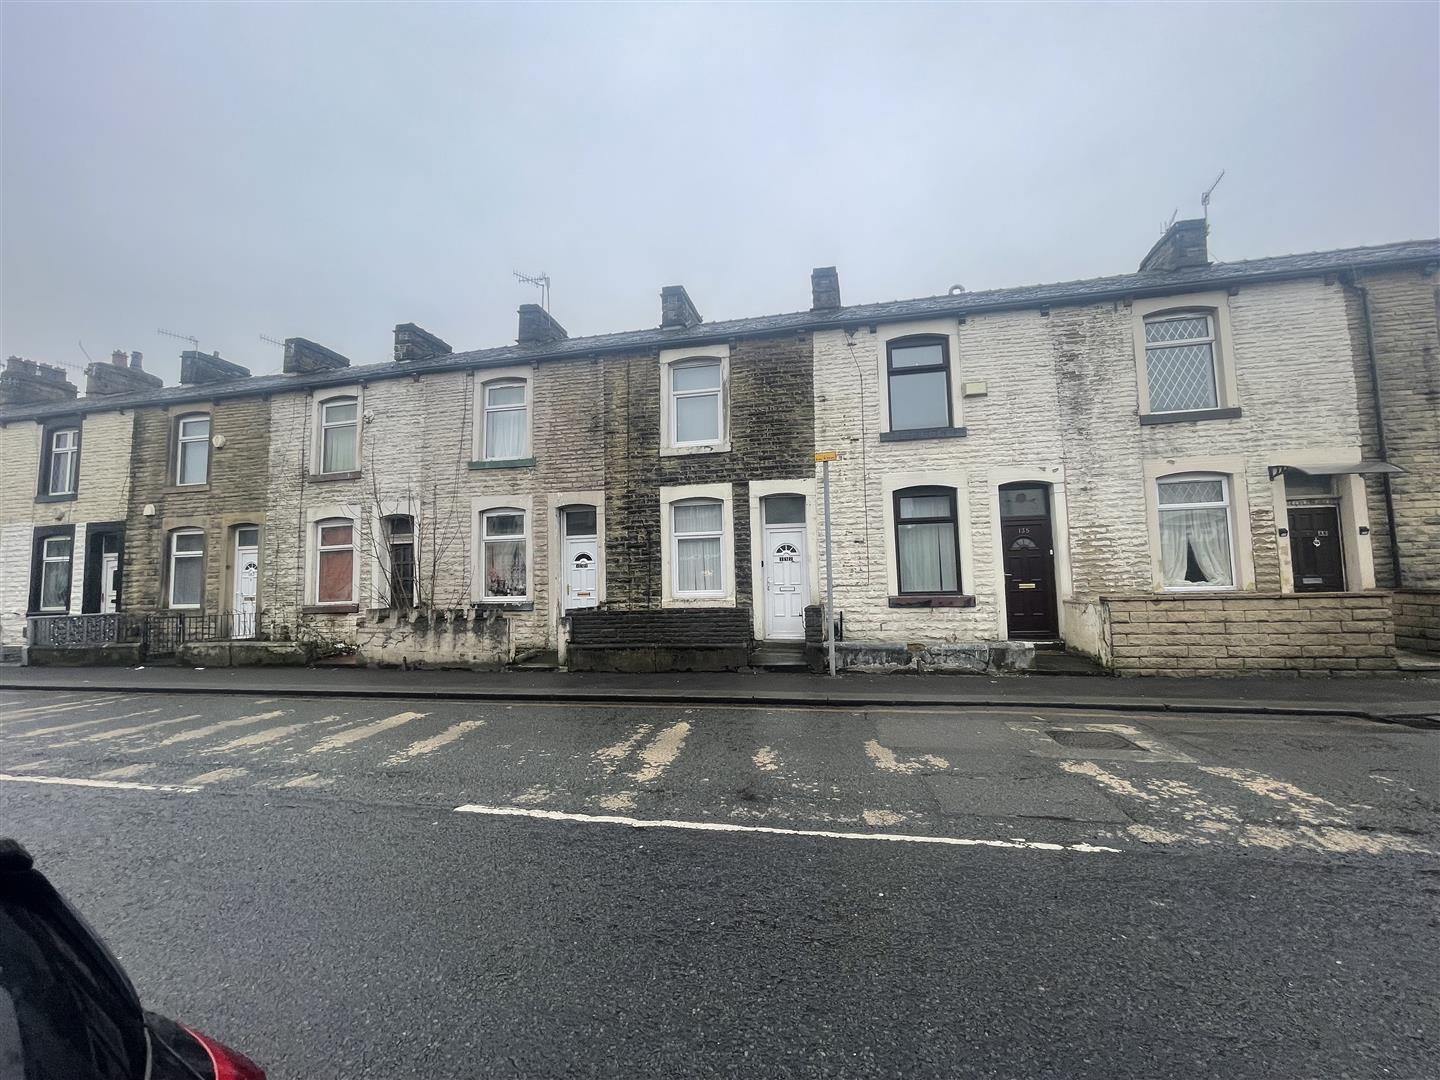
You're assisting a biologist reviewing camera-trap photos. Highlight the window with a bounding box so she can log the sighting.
[763,494,805,524]
[46,428,79,496]
[39,537,72,611]
[1144,313,1218,413]
[563,506,597,537]
[670,359,723,445]
[887,337,953,431]
[482,380,528,460]
[672,498,724,596]
[315,521,355,604]
[175,414,211,485]
[319,398,358,474]
[894,487,960,594]
[167,530,205,609]
[481,509,528,598]
[1157,474,1234,589]
[384,515,416,610]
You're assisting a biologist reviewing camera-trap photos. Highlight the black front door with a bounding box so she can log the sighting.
[1288,506,1345,592]
[1002,511,1058,638]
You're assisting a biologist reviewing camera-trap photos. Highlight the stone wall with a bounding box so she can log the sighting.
[354,607,513,670]
[1393,589,1440,655]
[1104,593,1395,676]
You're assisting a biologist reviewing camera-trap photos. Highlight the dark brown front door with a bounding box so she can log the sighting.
[1002,485,1058,638]
[1288,506,1345,592]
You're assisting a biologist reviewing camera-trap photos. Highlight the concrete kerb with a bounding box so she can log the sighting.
[2,679,1436,727]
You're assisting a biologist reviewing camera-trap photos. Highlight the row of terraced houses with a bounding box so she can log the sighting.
[2,221,1437,676]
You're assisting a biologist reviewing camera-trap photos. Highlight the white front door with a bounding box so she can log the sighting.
[564,537,598,609]
[233,529,259,639]
[100,552,119,614]
[763,526,808,640]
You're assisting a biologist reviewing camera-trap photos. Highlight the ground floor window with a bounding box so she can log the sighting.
[315,521,355,604]
[481,509,527,598]
[39,536,72,611]
[1157,474,1234,589]
[384,515,416,609]
[894,487,960,594]
[168,529,205,609]
[672,499,724,596]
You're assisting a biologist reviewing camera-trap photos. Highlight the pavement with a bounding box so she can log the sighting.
[2,662,1438,722]
[2,687,1438,1078]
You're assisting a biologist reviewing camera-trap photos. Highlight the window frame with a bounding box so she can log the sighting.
[480,377,530,462]
[173,413,212,487]
[1142,311,1219,415]
[886,335,954,433]
[312,518,357,606]
[669,358,724,448]
[670,497,727,599]
[892,485,963,596]
[38,535,73,612]
[46,427,80,497]
[479,507,530,601]
[1155,472,1237,592]
[166,528,206,610]
[1132,294,1239,421]
[317,395,360,476]
[659,346,730,456]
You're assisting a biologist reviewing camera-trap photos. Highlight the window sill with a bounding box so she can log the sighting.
[469,457,536,470]
[1139,407,1242,426]
[307,470,362,483]
[888,593,977,608]
[660,440,731,458]
[878,426,968,443]
[34,492,78,504]
[661,596,736,609]
[163,483,210,495]
[477,599,535,612]
[302,603,359,615]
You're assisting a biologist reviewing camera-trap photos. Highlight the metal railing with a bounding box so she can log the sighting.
[27,610,274,657]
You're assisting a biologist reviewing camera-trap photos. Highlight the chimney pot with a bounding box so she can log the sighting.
[811,266,841,311]
[130,351,144,371]
[660,285,703,330]
[111,349,128,368]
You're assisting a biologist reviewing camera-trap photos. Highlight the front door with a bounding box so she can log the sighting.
[763,526,808,640]
[99,551,119,614]
[233,527,259,639]
[563,537,598,609]
[1289,506,1344,592]
[1001,485,1058,639]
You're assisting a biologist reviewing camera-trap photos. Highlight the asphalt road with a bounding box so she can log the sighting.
[2,690,1437,1079]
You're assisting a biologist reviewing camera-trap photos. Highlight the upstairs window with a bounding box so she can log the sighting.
[1157,474,1234,589]
[167,529,205,609]
[315,521,355,605]
[45,428,79,496]
[670,359,723,445]
[1144,313,1218,413]
[174,415,211,486]
[482,380,528,461]
[480,509,528,599]
[672,498,725,596]
[384,515,416,610]
[39,536,73,611]
[894,487,960,594]
[319,398,358,474]
[887,337,953,432]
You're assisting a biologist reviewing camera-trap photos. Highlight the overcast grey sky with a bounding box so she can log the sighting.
[3,2,1437,385]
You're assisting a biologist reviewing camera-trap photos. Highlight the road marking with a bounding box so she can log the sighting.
[210,723,309,752]
[185,767,248,786]
[594,724,654,771]
[24,708,163,738]
[308,711,426,753]
[864,739,949,775]
[0,772,198,794]
[47,714,204,747]
[4,759,56,772]
[631,721,690,783]
[278,772,333,789]
[1059,760,1153,800]
[92,763,157,780]
[1,697,119,721]
[597,791,638,811]
[1198,766,1348,825]
[384,720,485,764]
[453,804,1122,853]
[753,746,780,772]
[154,711,286,747]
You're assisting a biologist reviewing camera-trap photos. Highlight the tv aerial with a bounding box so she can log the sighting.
[157,327,200,352]
[1202,170,1225,223]
[513,270,551,312]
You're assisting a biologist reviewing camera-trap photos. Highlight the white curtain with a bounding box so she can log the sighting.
[673,501,722,533]
[1160,508,1232,587]
[485,407,526,460]
[897,522,957,592]
[676,537,722,592]
[322,424,356,473]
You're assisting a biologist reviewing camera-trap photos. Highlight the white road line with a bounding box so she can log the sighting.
[0,772,198,794]
[632,721,690,784]
[92,763,157,780]
[50,714,205,747]
[153,711,285,747]
[753,746,780,772]
[594,724,654,771]
[453,804,1121,853]
[23,708,163,738]
[308,711,426,753]
[1198,766,1349,825]
[4,759,56,772]
[1,697,124,723]
[278,773,333,789]
[184,767,248,786]
[209,723,309,752]
[384,720,484,764]
[864,739,949,776]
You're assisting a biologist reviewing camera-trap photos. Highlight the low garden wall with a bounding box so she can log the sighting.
[1393,589,1440,656]
[355,607,514,670]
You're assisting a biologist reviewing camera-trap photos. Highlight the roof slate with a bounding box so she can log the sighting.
[4,237,1436,424]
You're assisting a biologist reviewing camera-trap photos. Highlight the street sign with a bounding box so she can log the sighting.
[814,450,837,462]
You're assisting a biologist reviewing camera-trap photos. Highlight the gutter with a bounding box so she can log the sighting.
[1343,271,1403,588]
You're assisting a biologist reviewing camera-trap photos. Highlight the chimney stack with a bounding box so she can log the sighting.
[811,266,841,311]
[1139,219,1209,272]
[660,286,702,330]
[180,350,252,386]
[130,351,144,371]
[0,357,79,406]
[393,323,453,363]
[87,352,163,396]
[282,337,351,375]
[111,349,128,367]
[517,304,567,346]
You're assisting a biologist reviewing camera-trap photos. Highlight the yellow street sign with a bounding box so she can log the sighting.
[814,450,838,462]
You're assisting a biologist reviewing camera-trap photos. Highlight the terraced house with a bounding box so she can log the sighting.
[0,222,1435,673]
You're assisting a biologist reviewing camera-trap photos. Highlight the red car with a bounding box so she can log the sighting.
[0,837,265,1079]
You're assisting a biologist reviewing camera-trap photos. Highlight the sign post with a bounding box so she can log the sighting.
[815,450,838,677]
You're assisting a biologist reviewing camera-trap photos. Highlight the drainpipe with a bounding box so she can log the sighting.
[1344,272,1403,588]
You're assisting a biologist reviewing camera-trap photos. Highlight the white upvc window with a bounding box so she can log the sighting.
[39,536,73,611]
[175,415,211,486]
[168,529,205,609]
[672,498,725,597]
[315,520,356,605]
[319,397,359,474]
[480,508,528,599]
[1157,473,1235,590]
[670,358,723,446]
[482,379,528,460]
[1143,312,1219,413]
[47,428,78,496]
